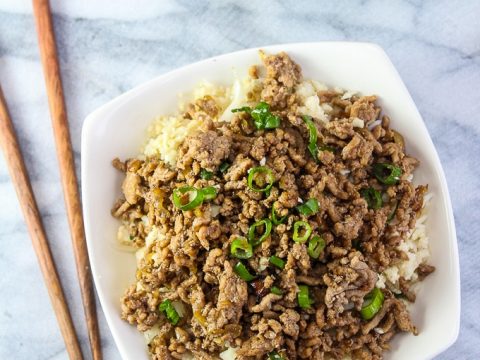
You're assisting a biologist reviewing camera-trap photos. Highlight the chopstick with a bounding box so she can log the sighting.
[0,85,84,360]
[31,0,102,359]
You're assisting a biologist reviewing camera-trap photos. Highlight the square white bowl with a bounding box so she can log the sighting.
[81,42,460,360]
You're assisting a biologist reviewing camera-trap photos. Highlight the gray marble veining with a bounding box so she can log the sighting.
[0,0,479,359]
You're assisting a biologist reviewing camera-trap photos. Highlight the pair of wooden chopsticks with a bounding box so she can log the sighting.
[0,88,83,358]
[0,0,102,359]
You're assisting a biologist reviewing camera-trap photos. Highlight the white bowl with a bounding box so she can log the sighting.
[81,42,460,360]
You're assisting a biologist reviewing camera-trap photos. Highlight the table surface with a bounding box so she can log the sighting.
[0,0,479,359]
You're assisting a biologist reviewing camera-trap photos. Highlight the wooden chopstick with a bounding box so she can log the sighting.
[32,1,102,359]
[0,85,84,360]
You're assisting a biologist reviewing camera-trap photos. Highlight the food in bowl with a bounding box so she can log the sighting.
[111,51,435,359]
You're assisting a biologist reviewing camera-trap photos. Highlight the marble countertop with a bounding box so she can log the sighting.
[0,0,478,359]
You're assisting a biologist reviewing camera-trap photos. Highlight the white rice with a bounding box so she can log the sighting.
[376,193,433,290]
[295,79,361,126]
[295,80,330,123]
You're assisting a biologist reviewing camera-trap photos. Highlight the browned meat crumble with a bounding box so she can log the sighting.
[112,52,434,360]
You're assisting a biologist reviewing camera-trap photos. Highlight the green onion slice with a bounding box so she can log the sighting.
[372,163,402,185]
[234,262,256,282]
[269,255,285,270]
[307,235,326,259]
[232,102,281,130]
[296,198,320,216]
[201,186,217,201]
[248,219,272,247]
[200,169,213,180]
[298,285,313,309]
[251,102,280,129]
[268,351,284,360]
[270,286,283,296]
[302,115,319,161]
[159,299,181,325]
[230,237,253,259]
[271,205,287,225]
[360,187,383,209]
[172,186,204,211]
[219,162,230,173]
[264,113,281,129]
[292,221,312,243]
[231,106,252,113]
[360,287,385,320]
[247,166,275,192]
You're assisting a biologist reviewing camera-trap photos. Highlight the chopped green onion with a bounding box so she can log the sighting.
[270,286,283,296]
[292,221,312,243]
[248,219,272,247]
[297,285,313,309]
[387,200,399,223]
[265,187,272,198]
[219,162,230,173]
[373,163,402,185]
[232,102,281,130]
[264,113,281,129]
[230,237,253,259]
[307,235,325,259]
[269,255,285,270]
[247,166,275,192]
[172,185,217,211]
[268,351,284,360]
[271,205,287,225]
[159,299,181,325]
[201,186,217,201]
[200,169,213,180]
[360,287,385,320]
[296,198,320,216]
[302,115,319,161]
[234,262,256,282]
[231,106,252,113]
[360,188,383,209]
[172,186,204,211]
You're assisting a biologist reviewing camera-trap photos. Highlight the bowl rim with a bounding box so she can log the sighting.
[81,41,460,360]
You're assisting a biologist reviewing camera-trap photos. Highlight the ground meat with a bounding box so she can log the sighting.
[416,263,436,281]
[236,318,284,357]
[349,96,380,124]
[261,51,301,110]
[215,261,248,327]
[324,253,377,314]
[399,277,416,302]
[122,172,141,204]
[280,309,301,338]
[326,118,355,140]
[203,248,226,284]
[151,163,176,185]
[342,133,375,166]
[121,285,159,332]
[112,157,126,171]
[251,293,282,313]
[177,130,231,171]
[114,51,431,360]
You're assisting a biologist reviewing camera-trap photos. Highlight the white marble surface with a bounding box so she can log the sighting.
[0,0,478,359]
